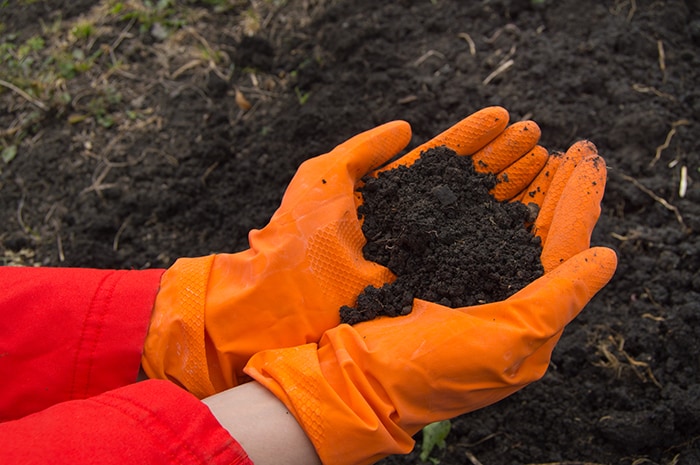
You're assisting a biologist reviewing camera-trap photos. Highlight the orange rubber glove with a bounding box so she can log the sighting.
[244,141,618,465]
[142,106,547,398]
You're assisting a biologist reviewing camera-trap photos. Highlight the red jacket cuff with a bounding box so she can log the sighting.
[0,379,252,465]
[0,266,164,420]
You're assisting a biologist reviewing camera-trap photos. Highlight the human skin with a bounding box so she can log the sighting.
[202,381,322,465]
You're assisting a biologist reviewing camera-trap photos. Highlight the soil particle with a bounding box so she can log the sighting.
[340,146,543,325]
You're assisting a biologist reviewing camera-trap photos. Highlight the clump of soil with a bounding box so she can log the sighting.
[340,146,544,325]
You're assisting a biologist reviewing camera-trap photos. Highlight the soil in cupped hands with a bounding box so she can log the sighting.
[340,146,544,325]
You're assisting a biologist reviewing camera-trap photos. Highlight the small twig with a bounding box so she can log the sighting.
[201,161,220,185]
[610,232,630,241]
[261,7,279,30]
[113,68,144,81]
[0,79,48,111]
[110,17,136,54]
[457,32,476,56]
[679,165,688,198]
[113,217,130,252]
[484,27,504,44]
[462,432,500,448]
[171,59,205,79]
[185,27,229,81]
[56,234,65,262]
[622,351,659,385]
[0,123,23,138]
[627,0,637,21]
[620,173,689,231]
[465,450,485,465]
[412,50,446,67]
[16,194,29,234]
[649,119,690,167]
[186,26,216,58]
[483,24,520,44]
[610,0,636,22]
[657,40,666,81]
[483,59,513,85]
[643,287,666,312]
[43,202,58,223]
[595,334,662,388]
[80,163,113,196]
[631,83,676,101]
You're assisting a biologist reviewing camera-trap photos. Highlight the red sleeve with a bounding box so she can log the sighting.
[0,266,165,421]
[0,379,253,465]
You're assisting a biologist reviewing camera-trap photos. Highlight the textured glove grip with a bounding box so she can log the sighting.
[143,255,216,398]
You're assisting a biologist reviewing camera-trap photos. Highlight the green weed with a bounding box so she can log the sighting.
[111,0,186,36]
[420,420,451,463]
[71,21,95,41]
[1,145,17,164]
[294,86,311,105]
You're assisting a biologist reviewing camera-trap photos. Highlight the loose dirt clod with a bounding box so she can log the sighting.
[340,146,544,325]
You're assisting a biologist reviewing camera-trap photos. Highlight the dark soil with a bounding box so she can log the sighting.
[2,1,699,464]
[340,146,543,325]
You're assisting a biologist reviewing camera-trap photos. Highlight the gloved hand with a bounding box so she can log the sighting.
[244,141,618,465]
[142,106,547,398]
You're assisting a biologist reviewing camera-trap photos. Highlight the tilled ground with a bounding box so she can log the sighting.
[1,1,699,463]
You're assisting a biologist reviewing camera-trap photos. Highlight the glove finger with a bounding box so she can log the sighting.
[459,246,617,357]
[514,151,565,206]
[375,106,509,173]
[355,246,616,375]
[531,141,593,247]
[337,120,413,181]
[279,120,411,216]
[354,246,616,422]
[491,145,549,201]
[471,120,541,174]
[540,151,608,272]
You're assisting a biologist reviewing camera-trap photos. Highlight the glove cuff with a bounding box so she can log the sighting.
[142,255,216,398]
[245,341,413,465]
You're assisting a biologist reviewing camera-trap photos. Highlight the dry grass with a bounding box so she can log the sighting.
[592,328,662,389]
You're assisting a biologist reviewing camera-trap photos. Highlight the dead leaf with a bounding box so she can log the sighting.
[235,88,252,111]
